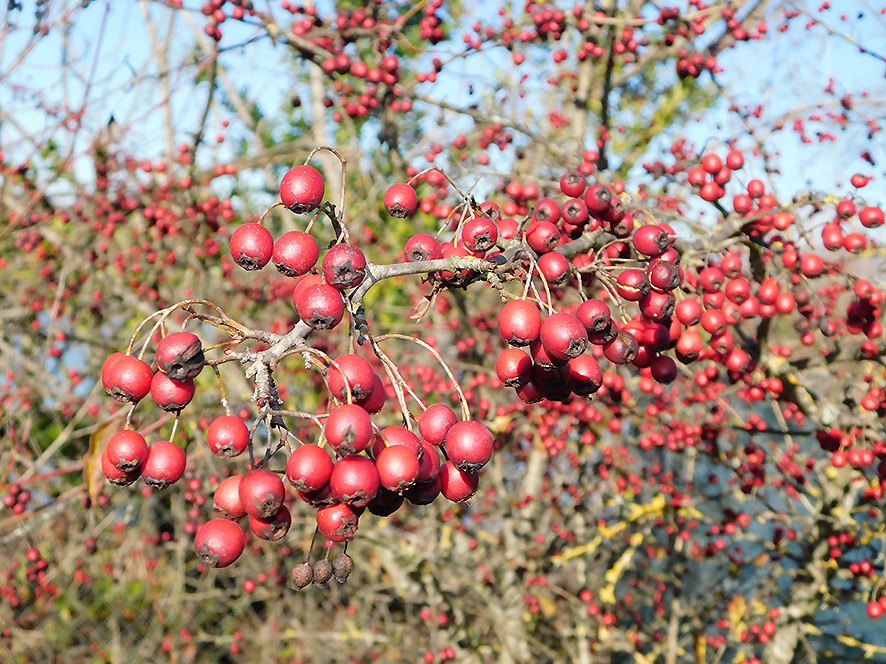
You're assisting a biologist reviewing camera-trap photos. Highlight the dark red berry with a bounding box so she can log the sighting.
[155,332,204,381]
[323,243,367,290]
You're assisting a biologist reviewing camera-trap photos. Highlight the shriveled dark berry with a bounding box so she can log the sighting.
[332,553,353,583]
[288,563,313,590]
[312,559,333,586]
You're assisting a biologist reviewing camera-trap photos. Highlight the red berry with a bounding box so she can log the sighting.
[150,372,196,412]
[141,441,187,489]
[460,216,499,254]
[325,404,373,455]
[316,502,359,542]
[631,224,670,256]
[566,354,603,395]
[439,461,479,502]
[213,475,246,519]
[498,300,542,346]
[322,243,367,290]
[106,429,148,473]
[272,231,320,277]
[101,450,140,486]
[540,312,588,361]
[330,455,380,507]
[286,444,334,492]
[238,468,285,519]
[444,421,494,472]
[105,355,153,403]
[384,183,418,217]
[280,165,325,213]
[230,223,273,271]
[495,348,533,387]
[404,233,442,262]
[249,505,292,541]
[376,445,421,492]
[526,220,560,253]
[418,404,458,446]
[206,416,250,458]
[296,283,345,330]
[377,426,423,458]
[559,170,587,198]
[328,354,375,402]
[576,299,611,332]
[101,352,127,393]
[155,332,204,381]
[194,519,246,568]
[537,251,571,284]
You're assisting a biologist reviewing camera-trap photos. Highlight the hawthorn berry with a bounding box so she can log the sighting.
[384,183,418,217]
[497,300,542,346]
[495,348,532,387]
[194,519,246,568]
[206,415,250,458]
[213,475,246,519]
[106,429,148,473]
[376,445,421,492]
[526,221,560,253]
[460,216,499,254]
[101,450,140,487]
[286,444,334,492]
[239,468,285,519]
[272,231,320,277]
[540,312,588,361]
[280,165,325,213]
[296,283,345,330]
[438,461,479,502]
[249,505,292,541]
[316,502,359,542]
[141,441,187,489]
[330,455,380,507]
[444,421,494,472]
[230,223,274,271]
[155,332,204,381]
[322,243,367,290]
[150,372,196,412]
[405,233,442,262]
[559,170,587,198]
[418,404,458,446]
[104,355,153,403]
[325,404,373,455]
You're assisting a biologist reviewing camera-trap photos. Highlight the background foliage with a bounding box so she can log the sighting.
[2,1,886,663]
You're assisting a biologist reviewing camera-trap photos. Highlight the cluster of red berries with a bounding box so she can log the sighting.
[199,0,256,41]
[100,158,498,589]
[99,330,205,489]
[2,483,31,514]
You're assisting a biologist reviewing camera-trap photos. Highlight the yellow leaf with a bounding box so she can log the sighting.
[83,417,124,505]
[538,595,557,617]
[486,415,513,435]
[695,632,706,663]
[628,494,666,521]
[599,521,626,540]
[439,524,451,550]
[728,595,745,633]
[553,536,601,566]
